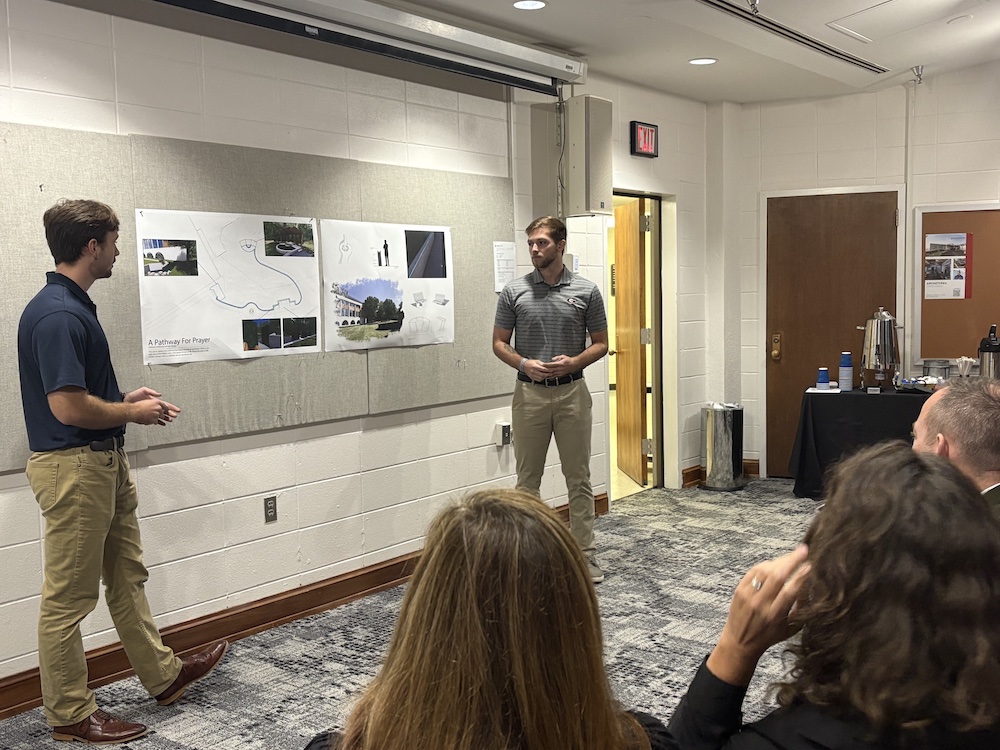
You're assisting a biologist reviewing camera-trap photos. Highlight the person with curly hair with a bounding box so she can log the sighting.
[668,441,1000,749]
[305,488,669,750]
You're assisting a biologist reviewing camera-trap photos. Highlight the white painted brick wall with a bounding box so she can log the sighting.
[7,0,935,678]
[0,0,509,177]
[0,0,530,679]
[511,75,708,474]
[738,60,1000,465]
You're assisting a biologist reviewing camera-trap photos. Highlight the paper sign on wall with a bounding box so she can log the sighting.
[924,232,972,300]
[493,241,516,292]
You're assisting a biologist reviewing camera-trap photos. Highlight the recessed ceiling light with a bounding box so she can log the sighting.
[689,57,718,65]
[513,1,546,9]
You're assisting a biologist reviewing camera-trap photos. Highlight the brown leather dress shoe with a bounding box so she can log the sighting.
[51,709,149,744]
[154,640,229,706]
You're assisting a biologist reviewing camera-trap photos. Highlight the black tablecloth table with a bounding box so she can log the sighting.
[790,389,932,498]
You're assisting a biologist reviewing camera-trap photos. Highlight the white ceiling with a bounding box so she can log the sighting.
[384,0,1000,102]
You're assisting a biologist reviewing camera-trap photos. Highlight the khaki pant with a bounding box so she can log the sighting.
[26,446,180,726]
[511,378,595,553]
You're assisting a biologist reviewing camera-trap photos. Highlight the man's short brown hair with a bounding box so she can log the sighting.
[43,199,120,265]
[525,216,567,245]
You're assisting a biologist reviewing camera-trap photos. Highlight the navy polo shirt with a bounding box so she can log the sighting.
[18,272,125,452]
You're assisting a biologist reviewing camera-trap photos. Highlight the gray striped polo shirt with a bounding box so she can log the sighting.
[494,267,607,363]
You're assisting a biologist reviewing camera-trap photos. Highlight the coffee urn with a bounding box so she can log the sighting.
[857,306,901,390]
[980,325,1000,379]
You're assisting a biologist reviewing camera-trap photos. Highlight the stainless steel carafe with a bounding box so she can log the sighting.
[857,306,901,390]
[980,325,1000,379]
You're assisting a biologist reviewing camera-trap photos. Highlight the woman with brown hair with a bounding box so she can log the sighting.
[305,488,669,750]
[668,441,1000,749]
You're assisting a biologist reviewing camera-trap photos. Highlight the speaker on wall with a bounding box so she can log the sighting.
[565,94,613,216]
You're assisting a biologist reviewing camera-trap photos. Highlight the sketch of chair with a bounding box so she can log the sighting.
[412,292,426,307]
[433,293,450,305]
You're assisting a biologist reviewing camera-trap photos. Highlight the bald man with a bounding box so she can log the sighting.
[912,377,1000,516]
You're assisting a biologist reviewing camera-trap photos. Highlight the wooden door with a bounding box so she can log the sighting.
[766,192,897,476]
[615,200,647,486]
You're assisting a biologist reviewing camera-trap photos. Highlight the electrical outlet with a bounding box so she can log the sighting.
[494,422,512,447]
[264,495,278,523]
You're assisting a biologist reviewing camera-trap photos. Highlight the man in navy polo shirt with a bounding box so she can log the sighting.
[493,216,609,583]
[18,199,228,745]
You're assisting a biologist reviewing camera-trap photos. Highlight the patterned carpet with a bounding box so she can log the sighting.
[0,479,816,749]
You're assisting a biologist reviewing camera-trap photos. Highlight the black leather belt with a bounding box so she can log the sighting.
[89,435,124,451]
[517,371,583,387]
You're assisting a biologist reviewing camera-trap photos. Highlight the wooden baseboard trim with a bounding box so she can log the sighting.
[0,492,609,720]
[0,551,418,721]
[682,465,705,487]
[682,462,759,488]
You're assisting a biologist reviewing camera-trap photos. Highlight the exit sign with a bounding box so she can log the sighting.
[630,121,658,158]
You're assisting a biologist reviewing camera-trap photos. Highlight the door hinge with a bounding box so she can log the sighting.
[642,438,653,454]
[894,208,899,227]
[639,328,652,345]
[640,214,651,232]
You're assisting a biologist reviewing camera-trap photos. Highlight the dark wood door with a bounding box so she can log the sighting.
[615,200,647,486]
[766,192,898,476]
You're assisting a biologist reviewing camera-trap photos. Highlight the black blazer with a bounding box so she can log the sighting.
[668,660,1000,750]
[983,484,1000,519]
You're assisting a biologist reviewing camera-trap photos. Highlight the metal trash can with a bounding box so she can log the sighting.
[701,403,747,491]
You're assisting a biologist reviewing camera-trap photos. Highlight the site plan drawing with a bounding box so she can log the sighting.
[321,219,454,351]
[136,209,321,364]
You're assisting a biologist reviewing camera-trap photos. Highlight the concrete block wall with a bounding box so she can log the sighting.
[573,76,707,474]
[0,0,569,681]
[907,60,1000,205]
[0,0,509,173]
[6,0,930,680]
[513,76,708,477]
[735,59,1000,465]
[0,393,534,679]
[735,88,907,462]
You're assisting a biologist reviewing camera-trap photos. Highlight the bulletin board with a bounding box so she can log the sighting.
[918,207,1000,360]
[1,122,514,473]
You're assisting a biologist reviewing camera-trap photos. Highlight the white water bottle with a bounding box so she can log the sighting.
[839,352,853,391]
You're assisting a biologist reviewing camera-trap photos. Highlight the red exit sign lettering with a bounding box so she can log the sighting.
[630,121,658,158]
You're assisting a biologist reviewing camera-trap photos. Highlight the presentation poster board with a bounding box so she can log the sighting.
[919,208,1000,360]
[136,210,321,364]
[321,219,455,351]
[1,123,514,472]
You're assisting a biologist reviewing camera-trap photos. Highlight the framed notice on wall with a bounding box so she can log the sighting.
[917,207,1000,361]
[924,232,971,300]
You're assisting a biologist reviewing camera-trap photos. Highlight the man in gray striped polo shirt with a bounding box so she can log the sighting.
[493,216,609,582]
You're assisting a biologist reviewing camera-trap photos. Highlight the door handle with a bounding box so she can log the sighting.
[770,333,781,361]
